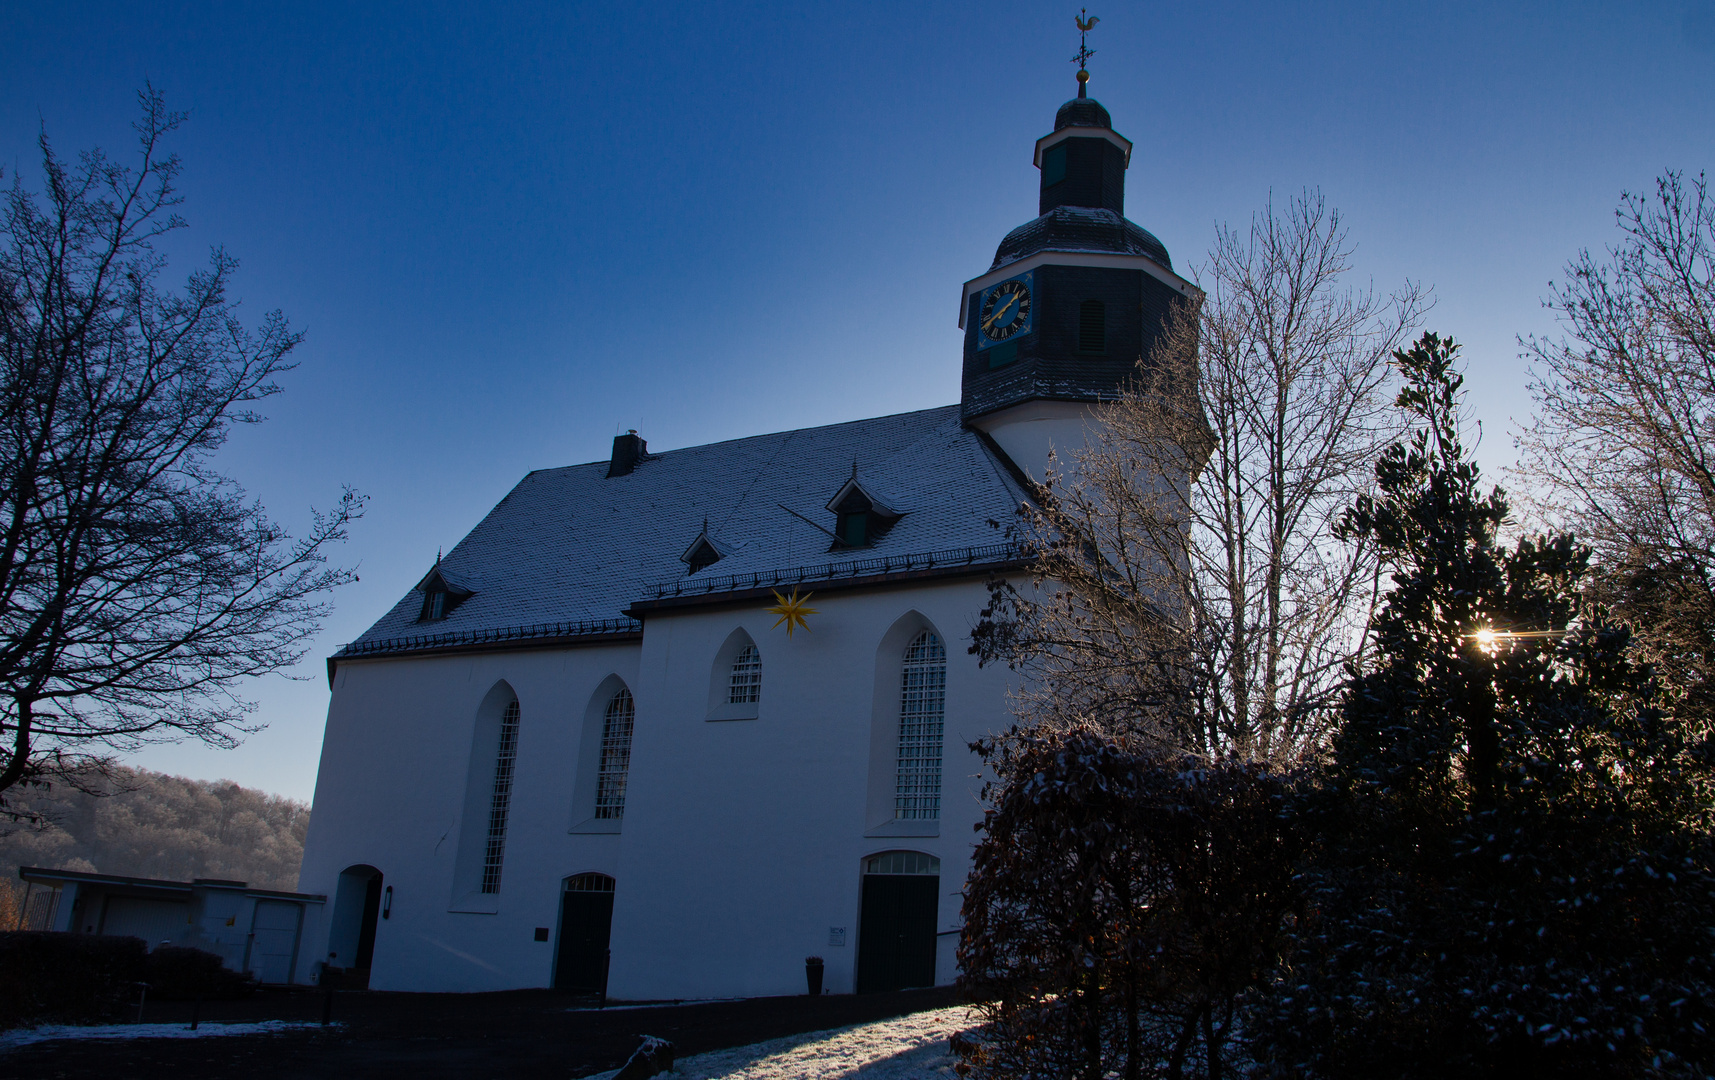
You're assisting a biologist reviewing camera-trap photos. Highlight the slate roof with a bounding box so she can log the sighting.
[993,206,1172,273]
[1055,96,1112,131]
[340,406,1031,656]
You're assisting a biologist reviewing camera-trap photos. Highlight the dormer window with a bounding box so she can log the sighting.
[825,476,903,551]
[838,511,870,548]
[415,563,473,622]
[680,525,726,574]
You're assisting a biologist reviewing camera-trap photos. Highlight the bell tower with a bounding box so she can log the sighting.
[959,44,1197,482]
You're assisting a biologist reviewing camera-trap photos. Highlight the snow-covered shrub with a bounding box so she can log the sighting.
[959,726,1296,1080]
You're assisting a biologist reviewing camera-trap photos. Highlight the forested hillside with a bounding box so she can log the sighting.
[0,767,309,894]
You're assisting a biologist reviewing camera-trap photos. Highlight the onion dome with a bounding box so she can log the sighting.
[992,206,1172,272]
[1054,96,1112,131]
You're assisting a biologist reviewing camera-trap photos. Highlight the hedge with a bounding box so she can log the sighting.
[0,931,148,1028]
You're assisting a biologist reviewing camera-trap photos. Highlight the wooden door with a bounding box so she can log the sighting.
[553,875,615,993]
[856,873,938,993]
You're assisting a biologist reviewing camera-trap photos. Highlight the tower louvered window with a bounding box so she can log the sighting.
[729,644,761,704]
[895,631,946,820]
[480,699,521,894]
[1079,299,1107,353]
[1042,142,1068,187]
[594,687,635,820]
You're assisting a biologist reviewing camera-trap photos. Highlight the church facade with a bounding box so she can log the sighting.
[295,84,1194,997]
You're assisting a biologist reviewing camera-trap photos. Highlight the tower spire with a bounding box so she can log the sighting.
[1072,9,1099,97]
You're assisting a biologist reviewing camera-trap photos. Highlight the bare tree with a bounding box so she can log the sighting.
[1518,171,1715,715]
[974,191,1426,763]
[0,88,362,811]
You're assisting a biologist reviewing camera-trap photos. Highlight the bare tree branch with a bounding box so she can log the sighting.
[0,87,364,812]
[1517,170,1715,719]
[974,191,1427,764]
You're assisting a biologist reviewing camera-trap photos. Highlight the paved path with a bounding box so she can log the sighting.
[1,984,965,1079]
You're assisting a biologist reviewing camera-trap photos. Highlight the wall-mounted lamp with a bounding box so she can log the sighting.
[381,885,393,920]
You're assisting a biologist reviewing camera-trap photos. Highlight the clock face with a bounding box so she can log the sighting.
[979,275,1033,345]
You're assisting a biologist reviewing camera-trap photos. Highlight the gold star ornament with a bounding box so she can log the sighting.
[767,588,819,637]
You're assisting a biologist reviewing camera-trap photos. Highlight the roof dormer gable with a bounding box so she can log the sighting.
[824,475,903,550]
[415,561,475,621]
[679,523,728,574]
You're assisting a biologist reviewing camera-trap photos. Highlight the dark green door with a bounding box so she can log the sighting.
[856,873,938,992]
[553,874,614,993]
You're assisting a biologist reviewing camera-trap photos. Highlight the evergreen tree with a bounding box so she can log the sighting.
[1253,334,1715,1077]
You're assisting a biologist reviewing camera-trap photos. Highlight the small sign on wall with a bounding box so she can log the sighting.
[828,927,847,947]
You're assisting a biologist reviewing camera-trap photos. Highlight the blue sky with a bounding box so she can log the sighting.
[4,1,1712,801]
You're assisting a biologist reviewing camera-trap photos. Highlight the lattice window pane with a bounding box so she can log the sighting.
[565,873,615,893]
[728,644,761,704]
[480,700,522,894]
[895,631,946,820]
[594,687,635,820]
[864,851,941,876]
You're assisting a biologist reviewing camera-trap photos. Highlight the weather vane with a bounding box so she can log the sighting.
[1072,9,1099,95]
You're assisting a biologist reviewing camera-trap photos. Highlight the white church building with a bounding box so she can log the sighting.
[296,81,1195,998]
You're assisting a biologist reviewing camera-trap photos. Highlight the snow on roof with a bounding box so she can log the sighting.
[343,405,1029,654]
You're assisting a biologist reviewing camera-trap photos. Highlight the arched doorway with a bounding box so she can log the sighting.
[553,873,615,995]
[856,851,939,993]
[328,864,383,989]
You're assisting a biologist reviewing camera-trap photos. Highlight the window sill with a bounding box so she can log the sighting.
[569,817,623,835]
[707,702,760,722]
[448,893,500,914]
[864,819,941,838]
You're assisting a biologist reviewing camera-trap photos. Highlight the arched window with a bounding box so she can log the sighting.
[594,687,635,820]
[728,644,761,705]
[895,631,946,820]
[480,700,521,894]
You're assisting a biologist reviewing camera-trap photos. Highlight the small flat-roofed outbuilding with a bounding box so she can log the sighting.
[15,866,326,985]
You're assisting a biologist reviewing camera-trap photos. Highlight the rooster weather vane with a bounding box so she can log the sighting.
[1072,10,1099,94]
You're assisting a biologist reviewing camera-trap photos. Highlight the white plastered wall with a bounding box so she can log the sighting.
[971,399,1103,484]
[605,578,1010,1000]
[298,643,640,992]
[297,576,1016,996]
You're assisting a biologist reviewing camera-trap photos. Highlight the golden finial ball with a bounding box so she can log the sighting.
[1076,68,1090,84]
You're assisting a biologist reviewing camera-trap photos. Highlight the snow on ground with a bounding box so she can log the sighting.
[584,1005,979,1080]
[0,1020,336,1051]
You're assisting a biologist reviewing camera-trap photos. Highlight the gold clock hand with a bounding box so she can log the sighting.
[983,294,1019,330]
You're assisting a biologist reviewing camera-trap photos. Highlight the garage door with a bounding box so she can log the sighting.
[248,900,303,984]
[99,896,190,947]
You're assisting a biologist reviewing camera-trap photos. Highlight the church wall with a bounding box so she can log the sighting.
[298,574,1017,998]
[605,576,1013,1000]
[298,642,642,992]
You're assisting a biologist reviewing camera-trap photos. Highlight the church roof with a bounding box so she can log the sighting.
[1054,96,1112,131]
[992,205,1172,272]
[339,405,1030,658]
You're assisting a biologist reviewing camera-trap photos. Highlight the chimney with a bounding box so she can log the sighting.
[607,430,647,477]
